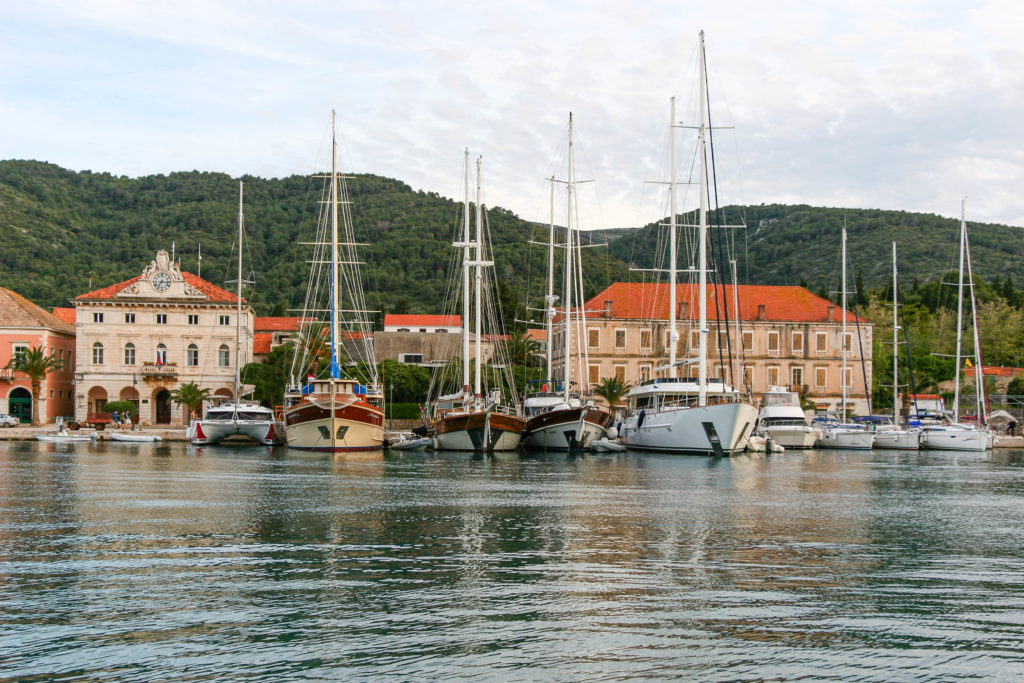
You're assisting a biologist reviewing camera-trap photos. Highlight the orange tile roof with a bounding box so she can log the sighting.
[525,328,547,341]
[580,283,865,324]
[253,333,273,355]
[0,288,74,334]
[384,314,461,327]
[75,272,240,303]
[52,307,76,325]
[254,316,303,332]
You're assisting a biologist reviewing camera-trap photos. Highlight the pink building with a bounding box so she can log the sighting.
[0,288,75,423]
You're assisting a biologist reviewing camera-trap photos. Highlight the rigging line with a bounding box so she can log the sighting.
[897,277,921,417]
[849,250,872,415]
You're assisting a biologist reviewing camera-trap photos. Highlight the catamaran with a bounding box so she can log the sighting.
[190,181,280,446]
[283,111,385,451]
[619,33,758,455]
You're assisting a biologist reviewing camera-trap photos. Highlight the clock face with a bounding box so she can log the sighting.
[152,272,172,292]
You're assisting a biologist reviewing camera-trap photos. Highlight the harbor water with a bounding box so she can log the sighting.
[3,441,1024,681]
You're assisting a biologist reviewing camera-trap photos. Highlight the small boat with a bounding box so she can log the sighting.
[388,433,431,450]
[755,386,820,449]
[36,430,96,443]
[746,435,784,453]
[590,437,626,453]
[109,431,162,442]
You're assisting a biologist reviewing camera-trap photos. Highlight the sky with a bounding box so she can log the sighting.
[3,0,1024,230]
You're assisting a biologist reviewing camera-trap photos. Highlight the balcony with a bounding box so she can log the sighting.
[140,362,178,378]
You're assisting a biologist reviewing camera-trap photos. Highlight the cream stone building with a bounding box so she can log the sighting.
[73,250,253,425]
[554,282,873,415]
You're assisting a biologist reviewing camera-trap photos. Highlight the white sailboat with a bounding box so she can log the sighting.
[874,242,921,450]
[817,223,874,450]
[522,114,612,450]
[430,152,525,451]
[920,201,993,452]
[189,181,280,446]
[619,33,758,456]
[283,111,385,451]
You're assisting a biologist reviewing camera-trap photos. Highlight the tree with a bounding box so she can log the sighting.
[169,382,211,424]
[242,344,293,408]
[592,376,632,408]
[1008,376,1024,395]
[5,346,62,425]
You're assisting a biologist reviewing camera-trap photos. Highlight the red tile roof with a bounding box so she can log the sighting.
[75,272,241,303]
[52,307,76,325]
[255,316,303,332]
[525,328,547,342]
[384,314,461,327]
[0,288,74,334]
[253,333,273,355]
[580,283,865,324]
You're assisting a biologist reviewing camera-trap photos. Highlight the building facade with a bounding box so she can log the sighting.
[0,288,76,423]
[73,250,254,425]
[553,282,873,414]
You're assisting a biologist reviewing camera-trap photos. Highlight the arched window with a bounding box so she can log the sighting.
[156,343,167,365]
[124,343,135,365]
[187,344,199,367]
[219,344,230,368]
[92,342,103,365]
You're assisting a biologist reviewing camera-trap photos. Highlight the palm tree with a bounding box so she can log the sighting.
[5,346,62,425]
[169,382,211,424]
[592,376,632,409]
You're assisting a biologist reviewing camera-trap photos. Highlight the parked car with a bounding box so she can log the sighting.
[0,413,20,427]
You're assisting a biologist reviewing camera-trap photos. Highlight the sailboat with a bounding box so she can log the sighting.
[282,111,385,451]
[920,201,993,451]
[429,152,525,451]
[618,33,758,456]
[521,114,612,450]
[189,181,279,446]
[816,224,874,450]
[874,242,921,449]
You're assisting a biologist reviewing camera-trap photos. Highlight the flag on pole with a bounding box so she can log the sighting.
[965,358,973,367]
[307,374,315,382]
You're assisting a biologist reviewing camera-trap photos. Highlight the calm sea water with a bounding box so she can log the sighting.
[3,442,1024,681]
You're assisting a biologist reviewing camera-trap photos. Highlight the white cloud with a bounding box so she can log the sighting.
[2,0,1024,230]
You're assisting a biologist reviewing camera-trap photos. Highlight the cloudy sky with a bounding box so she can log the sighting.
[2,0,1023,229]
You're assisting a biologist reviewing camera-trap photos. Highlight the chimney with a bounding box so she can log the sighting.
[757,304,766,321]
[604,300,613,318]
[678,301,689,319]
[827,305,836,322]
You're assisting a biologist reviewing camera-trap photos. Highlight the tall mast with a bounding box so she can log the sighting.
[668,96,679,379]
[841,222,848,418]
[564,113,575,402]
[730,258,740,390]
[462,150,471,392]
[964,221,987,421]
[697,31,709,407]
[329,111,341,380]
[892,241,899,425]
[545,176,556,384]
[953,199,966,420]
[234,181,243,409]
[474,156,483,396]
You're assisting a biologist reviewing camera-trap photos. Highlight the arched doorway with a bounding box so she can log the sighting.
[155,389,171,424]
[8,387,31,423]
[120,386,140,425]
[87,387,108,416]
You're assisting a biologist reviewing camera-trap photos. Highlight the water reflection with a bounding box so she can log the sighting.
[3,444,1024,680]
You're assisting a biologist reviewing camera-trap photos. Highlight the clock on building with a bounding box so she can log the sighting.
[152,272,172,292]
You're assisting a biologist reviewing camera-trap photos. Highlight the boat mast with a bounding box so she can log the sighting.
[892,241,899,426]
[329,110,341,449]
[462,150,471,394]
[545,175,555,385]
[730,258,740,390]
[564,113,575,403]
[234,181,243,415]
[668,97,679,379]
[953,199,966,421]
[841,222,848,419]
[697,31,708,407]
[474,156,483,397]
[964,220,987,422]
